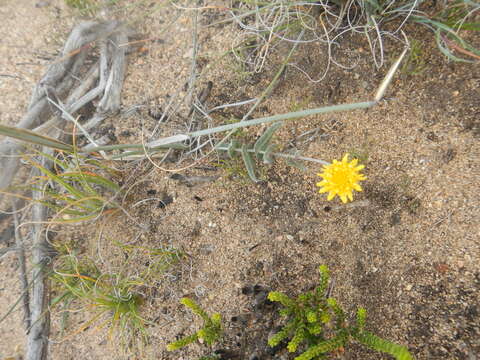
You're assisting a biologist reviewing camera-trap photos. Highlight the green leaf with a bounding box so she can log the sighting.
[181,298,209,322]
[306,310,317,323]
[268,291,295,308]
[28,158,87,200]
[262,143,276,164]
[60,172,120,192]
[254,121,283,160]
[316,265,330,297]
[353,331,413,360]
[288,327,306,352]
[0,124,73,151]
[294,332,348,360]
[268,319,297,347]
[356,307,367,331]
[227,139,240,159]
[285,149,306,171]
[241,144,259,182]
[327,298,345,328]
[412,16,479,62]
[167,333,198,351]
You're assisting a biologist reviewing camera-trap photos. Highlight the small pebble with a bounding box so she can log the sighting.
[35,1,50,7]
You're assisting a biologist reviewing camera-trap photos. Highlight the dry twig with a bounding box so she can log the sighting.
[12,201,31,332]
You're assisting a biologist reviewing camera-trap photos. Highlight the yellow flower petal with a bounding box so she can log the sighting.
[315,154,366,204]
[353,183,363,192]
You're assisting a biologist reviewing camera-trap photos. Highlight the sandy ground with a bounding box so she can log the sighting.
[0,1,479,360]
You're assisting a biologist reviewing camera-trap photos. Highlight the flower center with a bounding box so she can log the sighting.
[331,168,352,190]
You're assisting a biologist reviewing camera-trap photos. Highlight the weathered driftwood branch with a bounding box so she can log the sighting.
[28,21,120,112]
[0,20,130,360]
[24,22,129,360]
[26,169,52,360]
[0,20,127,195]
[12,201,31,331]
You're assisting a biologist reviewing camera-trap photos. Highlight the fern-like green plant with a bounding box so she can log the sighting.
[268,265,413,360]
[167,298,223,351]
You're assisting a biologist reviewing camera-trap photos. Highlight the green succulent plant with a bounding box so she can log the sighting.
[167,298,223,351]
[268,265,413,360]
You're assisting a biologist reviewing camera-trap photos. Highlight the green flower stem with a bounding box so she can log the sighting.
[189,101,376,138]
[145,101,376,150]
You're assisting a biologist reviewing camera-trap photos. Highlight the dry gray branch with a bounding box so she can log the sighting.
[98,31,127,112]
[12,201,31,331]
[28,21,119,110]
[25,173,51,360]
[0,20,128,196]
[0,20,130,360]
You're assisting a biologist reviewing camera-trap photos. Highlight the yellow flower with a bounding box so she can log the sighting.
[316,154,366,203]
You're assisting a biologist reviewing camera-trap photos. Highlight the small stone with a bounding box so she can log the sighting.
[199,244,214,254]
[35,1,50,7]
[405,284,413,291]
[442,148,456,163]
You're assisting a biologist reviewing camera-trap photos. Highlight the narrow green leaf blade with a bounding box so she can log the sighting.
[241,144,259,183]
[254,122,283,159]
[0,124,73,152]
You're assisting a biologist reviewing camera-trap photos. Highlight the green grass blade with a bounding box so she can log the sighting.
[0,124,73,152]
[28,159,89,200]
[227,139,240,159]
[190,101,376,138]
[60,172,120,193]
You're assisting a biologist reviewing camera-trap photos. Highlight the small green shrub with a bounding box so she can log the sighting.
[268,265,413,360]
[167,298,223,351]
[12,150,122,223]
[50,239,183,351]
[114,242,185,281]
[50,250,148,348]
